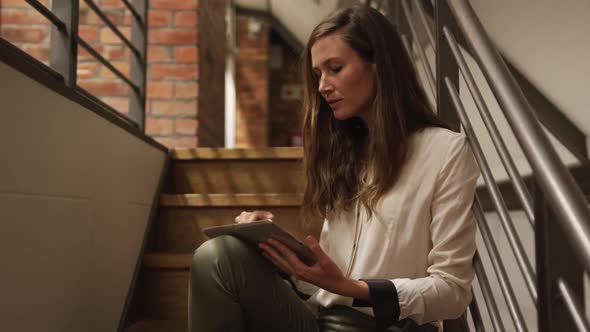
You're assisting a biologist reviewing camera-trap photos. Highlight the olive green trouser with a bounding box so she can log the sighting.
[188,235,437,332]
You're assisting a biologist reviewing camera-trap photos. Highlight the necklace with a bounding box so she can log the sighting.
[345,199,364,278]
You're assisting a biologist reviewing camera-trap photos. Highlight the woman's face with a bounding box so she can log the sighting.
[311,33,376,122]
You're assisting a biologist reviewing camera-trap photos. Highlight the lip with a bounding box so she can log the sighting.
[327,99,343,106]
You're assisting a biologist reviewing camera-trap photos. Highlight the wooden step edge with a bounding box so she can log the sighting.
[143,253,192,269]
[125,319,186,332]
[172,147,303,160]
[160,193,304,207]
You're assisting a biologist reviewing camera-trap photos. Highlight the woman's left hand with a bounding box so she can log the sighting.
[259,235,350,295]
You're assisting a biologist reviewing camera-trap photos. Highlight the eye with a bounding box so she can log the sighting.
[330,66,342,74]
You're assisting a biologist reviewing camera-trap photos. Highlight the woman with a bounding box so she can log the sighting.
[189,5,479,332]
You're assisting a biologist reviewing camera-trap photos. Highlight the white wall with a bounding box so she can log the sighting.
[0,62,167,332]
[470,0,590,157]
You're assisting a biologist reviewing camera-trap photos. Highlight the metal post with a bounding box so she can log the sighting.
[535,180,583,332]
[129,0,148,132]
[50,0,79,87]
[435,0,460,131]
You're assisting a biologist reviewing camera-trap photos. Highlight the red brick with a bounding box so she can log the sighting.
[174,46,198,63]
[2,0,49,7]
[151,64,198,80]
[78,80,122,96]
[101,62,130,79]
[147,81,174,99]
[175,118,198,135]
[146,118,174,135]
[154,136,198,148]
[106,46,125,60]
[150,0,198,10]
[174,11,198,27]
[1,27,47,43]
[78,45,104,61]
[79,26,100,43]
[101,0,125,8]
[82,9,125,26]
[77,62,99,79]
[150,100,197,116]
[1,9,49,24]
[148,10,173,27]
[124,12,133,26]
[101,97,130,114]
[147,46,170,63]
[174,82,199,98]
[22,45,49,62]
[100,27,131,44]
[149,29,197,45]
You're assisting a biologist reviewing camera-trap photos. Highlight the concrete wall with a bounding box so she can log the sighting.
[0,62,167,332]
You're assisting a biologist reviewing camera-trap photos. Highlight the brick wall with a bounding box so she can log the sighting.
[0,0,201,148]
[235,15,269,148]
[269,31,303,147]
[144,0,199,148]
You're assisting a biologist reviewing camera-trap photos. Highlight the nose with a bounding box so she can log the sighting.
[318,75,334,95]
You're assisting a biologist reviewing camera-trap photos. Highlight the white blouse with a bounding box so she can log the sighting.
[299,127,480,326]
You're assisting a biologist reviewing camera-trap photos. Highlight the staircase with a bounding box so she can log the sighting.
[125,147,322,331]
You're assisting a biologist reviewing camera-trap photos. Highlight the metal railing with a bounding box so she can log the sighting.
[381,0,590,331]
[13,0,149,131]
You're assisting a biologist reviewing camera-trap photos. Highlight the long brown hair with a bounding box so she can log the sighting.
[301,5,448,223]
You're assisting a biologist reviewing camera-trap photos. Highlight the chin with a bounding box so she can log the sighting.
[332,108,354,121]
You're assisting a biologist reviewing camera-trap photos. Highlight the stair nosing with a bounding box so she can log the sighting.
[172,147,303,160]
[143,253,192,269]
[160,193,304,207]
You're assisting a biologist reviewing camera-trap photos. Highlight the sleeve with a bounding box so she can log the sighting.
[354,136,480,326]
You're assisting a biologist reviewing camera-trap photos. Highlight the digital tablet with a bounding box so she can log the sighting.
[203,220,317,266]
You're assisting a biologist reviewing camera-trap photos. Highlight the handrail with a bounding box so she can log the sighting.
[400,0,437,98]
[10,0,150,131]
[468,294,486,332]
[473,198,528,332]
[77,37,139,92]
[24,0,67,31]
[443,27,534,224]
[121,0,143,25]
[557,278,590,332]
[82,0,141,58]
[415,1,435,54]
[387,0,590,330]
[447,0,590,275]
[446,77,537,302]
[473,253,503,332]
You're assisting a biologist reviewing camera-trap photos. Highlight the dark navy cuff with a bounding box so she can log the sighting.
[353,279,400,330]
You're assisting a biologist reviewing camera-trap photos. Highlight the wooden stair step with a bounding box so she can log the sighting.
[125,320,186,332]
[160,193,304,207]
[172,147,302,160]
[138,267,190,321]
[170,152,304,194]
[144,253,193,269]
[155,205,321,253]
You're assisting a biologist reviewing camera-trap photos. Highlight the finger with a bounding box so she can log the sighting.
[252,210,275,220]
[305,235,329,262]
[260,243,294,274]
[235,211,250,224]
[267,238,306,270]
[262,251,293,276]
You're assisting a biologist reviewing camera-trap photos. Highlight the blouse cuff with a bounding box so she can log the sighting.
[353,279,400,329]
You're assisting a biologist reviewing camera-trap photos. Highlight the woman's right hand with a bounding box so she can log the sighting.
[234,210,275,224]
